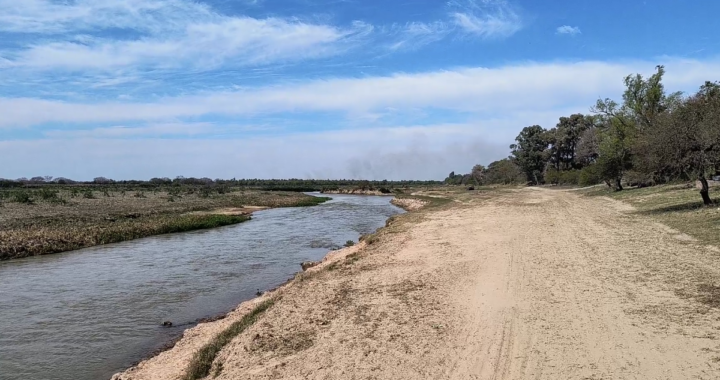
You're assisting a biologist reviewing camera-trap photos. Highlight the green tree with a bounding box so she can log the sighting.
[510,125,550,185]
[550,114,595,170]
[484,159,524,185]
[594,115,635,191]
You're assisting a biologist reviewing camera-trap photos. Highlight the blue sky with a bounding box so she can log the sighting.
[2,0,720,180]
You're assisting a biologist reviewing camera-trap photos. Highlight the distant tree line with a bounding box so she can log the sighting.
[454,66,720,204]
[0,176,441,192]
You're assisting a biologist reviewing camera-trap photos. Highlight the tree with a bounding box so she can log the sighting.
[594,115,635,191]
[576,127,600,167]
[484,159,524,185]
[93,177,115,184]
[591,67,667,190]
[471,165,486,185]
[642,81,720,204]
[622,65,681,132]
[549,114,595,170]
[444,171,457,185]
[510,125,550,185]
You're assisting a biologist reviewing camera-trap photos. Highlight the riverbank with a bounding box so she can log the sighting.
[113,187,720,379]
[320,189,393,196]
[0,188,329,260]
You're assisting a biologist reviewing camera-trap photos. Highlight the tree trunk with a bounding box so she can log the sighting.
[699,175,712,205]
[615,177,623,191]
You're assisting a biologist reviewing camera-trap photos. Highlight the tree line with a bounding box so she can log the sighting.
[0,176,441,192]
[453,66,720,205]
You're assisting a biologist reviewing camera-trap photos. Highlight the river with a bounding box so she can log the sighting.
[0,194,403,380]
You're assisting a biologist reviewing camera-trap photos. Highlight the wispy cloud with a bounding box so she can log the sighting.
[0,0,212,34]
[387,21,451,51]
[3,58,719,129]
[449,0,522,39]
[43,122,216,138]
[556,25,581,36]
[0,0,371,72]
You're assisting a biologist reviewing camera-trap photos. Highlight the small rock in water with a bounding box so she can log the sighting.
[256,289,263,297]
[301,261,320,271]
[162,321,173,327]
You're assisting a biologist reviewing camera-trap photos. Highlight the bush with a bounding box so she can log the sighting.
[545,169,581,185]
[38,188,65,204]
[344,240,355,247]
[82,190,95,199]
[545,168,561,185]
[578,165,602,186]
[13,191,34,204]
[559,170,580,185]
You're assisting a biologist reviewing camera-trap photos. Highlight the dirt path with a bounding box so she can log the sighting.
[116,188,720,380]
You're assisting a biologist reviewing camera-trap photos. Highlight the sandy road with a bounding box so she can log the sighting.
[116,188,720,380]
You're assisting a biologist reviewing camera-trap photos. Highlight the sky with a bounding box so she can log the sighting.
[2,0,720,180]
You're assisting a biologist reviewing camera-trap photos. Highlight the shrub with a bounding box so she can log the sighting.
[578,165,602,186]
[13,191,34,204]
[545,168,561,185]
[344,240,355,247]
[82,190,95,199]
[559,170,580,185]
[38,188,65,204]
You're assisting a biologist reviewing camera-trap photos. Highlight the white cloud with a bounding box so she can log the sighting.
[0,0,371,71]
[450,0,522,38]
[556,25,581,35]
[0,0,213,34]
[0,0,523,74]
[3,58,719,129]
[387,21,451,51]
[43,122,216,138]
[452,12,521,38]
[9,20,361,70]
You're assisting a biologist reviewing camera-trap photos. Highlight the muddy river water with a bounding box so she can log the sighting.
[0,194,403,380]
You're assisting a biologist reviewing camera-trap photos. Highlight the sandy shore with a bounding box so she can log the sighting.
[113,188,720,379]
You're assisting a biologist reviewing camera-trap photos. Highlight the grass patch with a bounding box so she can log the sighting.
[0,214,250,260]
[0,187,331,260]
[183,299,275,380]
[581,183,720,246]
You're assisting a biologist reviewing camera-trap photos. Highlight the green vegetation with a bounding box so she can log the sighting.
[183,299,275,380]
[454,65,720,206]
[0,176,440,193]
[0,184,331,260]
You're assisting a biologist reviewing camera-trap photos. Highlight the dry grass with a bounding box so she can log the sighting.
[581,183,720,246]
[0,187,329,260]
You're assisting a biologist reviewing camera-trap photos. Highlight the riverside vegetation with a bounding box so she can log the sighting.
[449,65,720,208]
[0,182,331,260]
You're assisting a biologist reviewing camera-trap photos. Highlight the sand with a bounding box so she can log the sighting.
[113,187,720,380]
